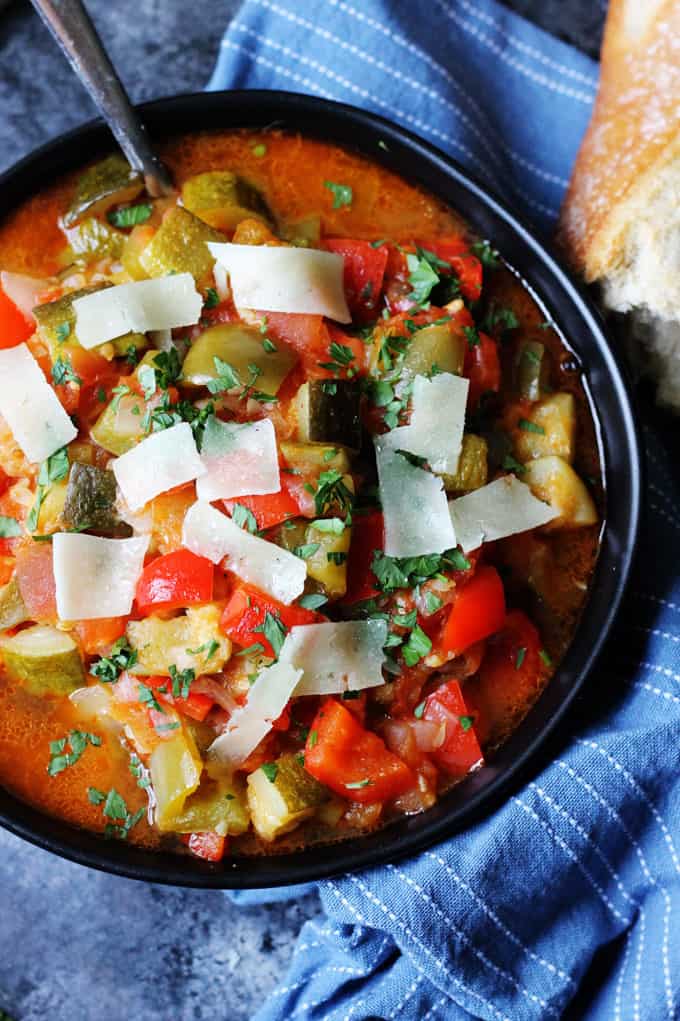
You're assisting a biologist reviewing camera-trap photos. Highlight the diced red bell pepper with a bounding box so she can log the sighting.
[220,584,323,657]
[305,699,415,804]
[464,610,542,747]
[271,702,291,732]
[144,675,215,723]
[261,312,329,376]
[418,237,482,302]
[343,510,384,604]
[0,287,34,349]
[464,332,500,410]
[323,239,389,323]
[440,566,506,655]
[423,678,483,777]
[223,478,302,531]
[135,549,214,614]
[182,831,227,862]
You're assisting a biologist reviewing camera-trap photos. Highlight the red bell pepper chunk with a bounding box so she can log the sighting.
[464,332,500,410]
[343,510,384,604]
[182,831,227,862]
[418,237,483,302]
[223,479,302,531]
[305,699,415,804]
[323,238,389,323]
[144,675,215,723]
[440,565,506,655]
[220,584,323,657]
[423,678,483,777]
[135,549,214,614]
[0,287,34,350]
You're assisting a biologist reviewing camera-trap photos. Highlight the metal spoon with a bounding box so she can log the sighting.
[29,0,175,197]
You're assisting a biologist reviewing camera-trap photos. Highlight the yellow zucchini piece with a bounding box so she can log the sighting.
[438,434,488,493]
[304,521,351,598]
[63,154,143,227]
[279,441,351,474]
[172,776,250,836]
[34,285,146,361]
[127,605,231,677]
[181,171,271,232]
[514,393,576,464]
[182,323,297,394]
[91,393,145,456]
[150,729,202,830]
[139,207,224,284]
[523,456,598,530]
[0,577,29,631]
[36,480,68,534]
[400,322,465,378]
[247,753,327,842]
[0,625,84,696]
[62,217,125,263]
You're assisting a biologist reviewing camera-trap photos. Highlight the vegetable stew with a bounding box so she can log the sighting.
[0,131,601,861]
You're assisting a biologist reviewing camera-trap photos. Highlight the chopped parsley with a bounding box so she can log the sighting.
[186,639,220,661]
[169,664,195,699]
[298,593,328,611]
[463,325,480,349]
[90,637,138,683]
[326,551,347,565]
[253,611,288,659]
[252,143,267,158]
[482,303,519,335]
[231,502,258,534]
[55,321,71,344]
[0,515,21,538]
[459,715,474,731]
[107,202,152,228]
[515,647,527,670]
[345,778,373,790]
[262,337,277,353]
[324,180,353,209]
[204,287,220,309]
[392,610,417,629]
[539,648,553,667]
[51,354,82,387]
[406,250,441,307]
[293,543,321,560]
[261,762,278,783]
[414,700,426,719]
[372,548,470,593]
[207,357,277,404]
[311,469,354,517]
[138,682,163,713]
[89,787,145,840]
[402,624,432,667]
[423,591,443,615]
[318,341,356,375]
[311,517,346,535]
[471,239,501,270]
[137,363,157,400]
[48,730,101,776]
[129,753,151,790]
[502,454,527,475]
[518,418,545,435]
[235,642,265,658]
[27,447,70,531]
[308,729,318,748]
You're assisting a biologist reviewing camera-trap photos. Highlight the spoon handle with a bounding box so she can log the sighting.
[30,0,175,197]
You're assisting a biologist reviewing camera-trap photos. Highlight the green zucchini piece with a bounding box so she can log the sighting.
[172,776,250,836]
[126,605,231,677]
[401,322,465,378]
[62,217,125,263]
[0,577,29,631]
[150,730,202,830]
[181,171,272,232]
[247,752,327,842]
[33,284,146,360]
[62,462,129,537]
[304,521,351,598]
[0,625,84,697]
[279,441,352,474]
[514,340,550,401]
[139,207,224,284]
[295,379,362,451]
[438,434,488,493]
[182,323,297,394]
[63,154,143,228]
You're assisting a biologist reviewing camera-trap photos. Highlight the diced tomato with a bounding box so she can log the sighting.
[464,332,500,409]
[262,312,329,376]
[418,237,482,302]
[343,510,384,604]
[14,542,57,622]
[182,831,227,862]
[439,566,506,656]
[135,549,214,614]
[423,679,483,777]
[74,616,128,655]
[143,675,214,723]
[0,287,34,349]
[220,584,324,657]
[323,238,389,323]
[464,610,543,747]
[305,699,415,804]
[324,323,369,375]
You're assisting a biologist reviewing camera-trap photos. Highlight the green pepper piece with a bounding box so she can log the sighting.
[63,154,143,228]
[182,323,297,394]
[0,625,85,697]
[181,171,272,232]
[139,207,225,284]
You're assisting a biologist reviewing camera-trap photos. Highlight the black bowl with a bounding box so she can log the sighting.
[0,90,641,888]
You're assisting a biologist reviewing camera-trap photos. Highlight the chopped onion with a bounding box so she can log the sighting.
[381,373,469,474]
[53,533,149,620]
[192,676,239,714]
[279,620,388,695]
[182,500,306,604]
[0,270,47,320]
[0,343,77,463]
[112,421,205,511]
[196,415,281,502]
[208,242,350,322]
[375,441,456,557]
[448,475,558,552]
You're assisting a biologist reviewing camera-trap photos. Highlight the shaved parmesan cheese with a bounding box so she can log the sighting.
[0,271,47,320]
[0,344,77,463]
[279,620,388,696]
[448,475,558,552]
[112,422,205,511]
[208,661,303,766]
[208,242,350,323]
[53,533,149,620]
[381,373,469,474]
[375,442,456,557]
[72,274,202,349]
[182,500,306,604]
[196,415,280,502]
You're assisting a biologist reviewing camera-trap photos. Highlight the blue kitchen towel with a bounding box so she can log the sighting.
[209,3,680,1019]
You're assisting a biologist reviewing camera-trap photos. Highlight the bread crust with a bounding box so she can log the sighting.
[559,0,680,281]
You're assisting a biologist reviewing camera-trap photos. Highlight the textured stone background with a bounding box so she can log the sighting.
[0,2,601,1018]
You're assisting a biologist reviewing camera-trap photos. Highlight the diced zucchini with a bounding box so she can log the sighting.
[62,462,128,536]
[34,285,146,361]
[268,519,309,553]
[182,323,297,394]
[171,775,250,836]
[514,340,550,401]
[279,216,321,247]
[0,625,84,696]
[514,393,576,464]
[523,456,598,529]
[438,434,488,493]
[36,480,68,534]
[127,605,231,677]
[91,393,146,456]
[295,380,362,451]
[181,171,272,232]
[139,207,224,284]
[401,322,465,378]
[304,521,351,598]
[247,752,327,842]
[62,217,125,263]
[150,729,202,830]
[0,577,29,631]
[63,154,143,227]
[121,224,156,280]
[279,441,351,474]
